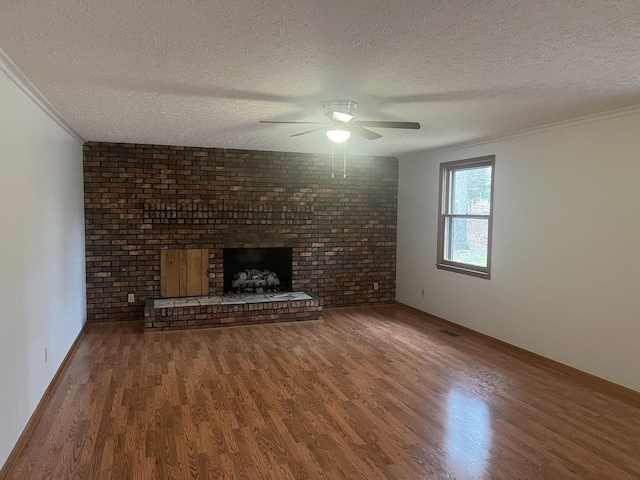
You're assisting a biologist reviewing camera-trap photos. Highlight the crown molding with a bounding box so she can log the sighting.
[412,102,640,157]
[0,47,84,144]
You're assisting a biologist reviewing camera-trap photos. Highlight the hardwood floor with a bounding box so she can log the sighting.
[3,304,640,479]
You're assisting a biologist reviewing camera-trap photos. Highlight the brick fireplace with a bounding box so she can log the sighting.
[223,247,292,293]
[83,142,398,323]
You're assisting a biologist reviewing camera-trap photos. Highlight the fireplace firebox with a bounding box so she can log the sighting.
[223,248,292,293]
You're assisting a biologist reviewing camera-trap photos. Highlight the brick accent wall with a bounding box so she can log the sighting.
[83,142,398,322]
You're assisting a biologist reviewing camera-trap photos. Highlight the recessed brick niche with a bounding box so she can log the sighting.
[83,142,398,323]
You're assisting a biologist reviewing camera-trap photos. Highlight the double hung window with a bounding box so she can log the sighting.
[437,155,495,278]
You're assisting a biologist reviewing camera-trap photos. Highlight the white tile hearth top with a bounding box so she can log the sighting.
[153,292,313,308]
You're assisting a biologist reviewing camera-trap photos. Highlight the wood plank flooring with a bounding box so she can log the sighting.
[3,304,640,479]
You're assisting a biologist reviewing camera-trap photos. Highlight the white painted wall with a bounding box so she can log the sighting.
[397,110,640,393]
[0,70,85,468]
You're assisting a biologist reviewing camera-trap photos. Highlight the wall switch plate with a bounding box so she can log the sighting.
[373,282,379,290]
[128,293,135,303]
[44,347,48,363]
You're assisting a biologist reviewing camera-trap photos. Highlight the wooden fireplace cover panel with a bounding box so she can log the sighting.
[160,249,208,298]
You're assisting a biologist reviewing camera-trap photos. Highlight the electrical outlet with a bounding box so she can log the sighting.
[44,347,48,363]
[128,293,135,303]
[373,282,379,290]
[421,289,425,298]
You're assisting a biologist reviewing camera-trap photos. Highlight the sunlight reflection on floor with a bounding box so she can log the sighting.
[446,389,492,478]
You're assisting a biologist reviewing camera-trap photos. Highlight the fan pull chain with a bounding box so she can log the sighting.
[331,142,335,179]
[343,141,347,178]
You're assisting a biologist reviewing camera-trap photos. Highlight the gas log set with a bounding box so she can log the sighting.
[231,269,281,293]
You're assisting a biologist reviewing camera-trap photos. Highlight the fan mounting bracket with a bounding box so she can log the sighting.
[323,100,357,120]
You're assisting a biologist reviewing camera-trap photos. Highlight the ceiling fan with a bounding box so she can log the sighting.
[260,100,420,143]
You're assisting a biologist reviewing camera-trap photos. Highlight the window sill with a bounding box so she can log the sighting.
[436,263,491,279]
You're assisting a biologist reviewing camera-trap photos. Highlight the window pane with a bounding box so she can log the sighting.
[450,166,492,215]
[446,217,488,267]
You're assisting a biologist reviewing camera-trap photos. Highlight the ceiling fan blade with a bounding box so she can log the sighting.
[350,125,383,140]
[260,120,328,125]
[355,121,421,129]
[290,126,327,137]
[332,111,354,123]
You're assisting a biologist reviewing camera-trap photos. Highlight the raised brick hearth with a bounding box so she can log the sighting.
[83,142,398,323]
[144,292,322,331]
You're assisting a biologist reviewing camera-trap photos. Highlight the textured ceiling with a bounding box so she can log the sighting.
[1,0,640,157]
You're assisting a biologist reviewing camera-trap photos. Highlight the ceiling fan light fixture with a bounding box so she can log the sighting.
[326,129,351,143]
